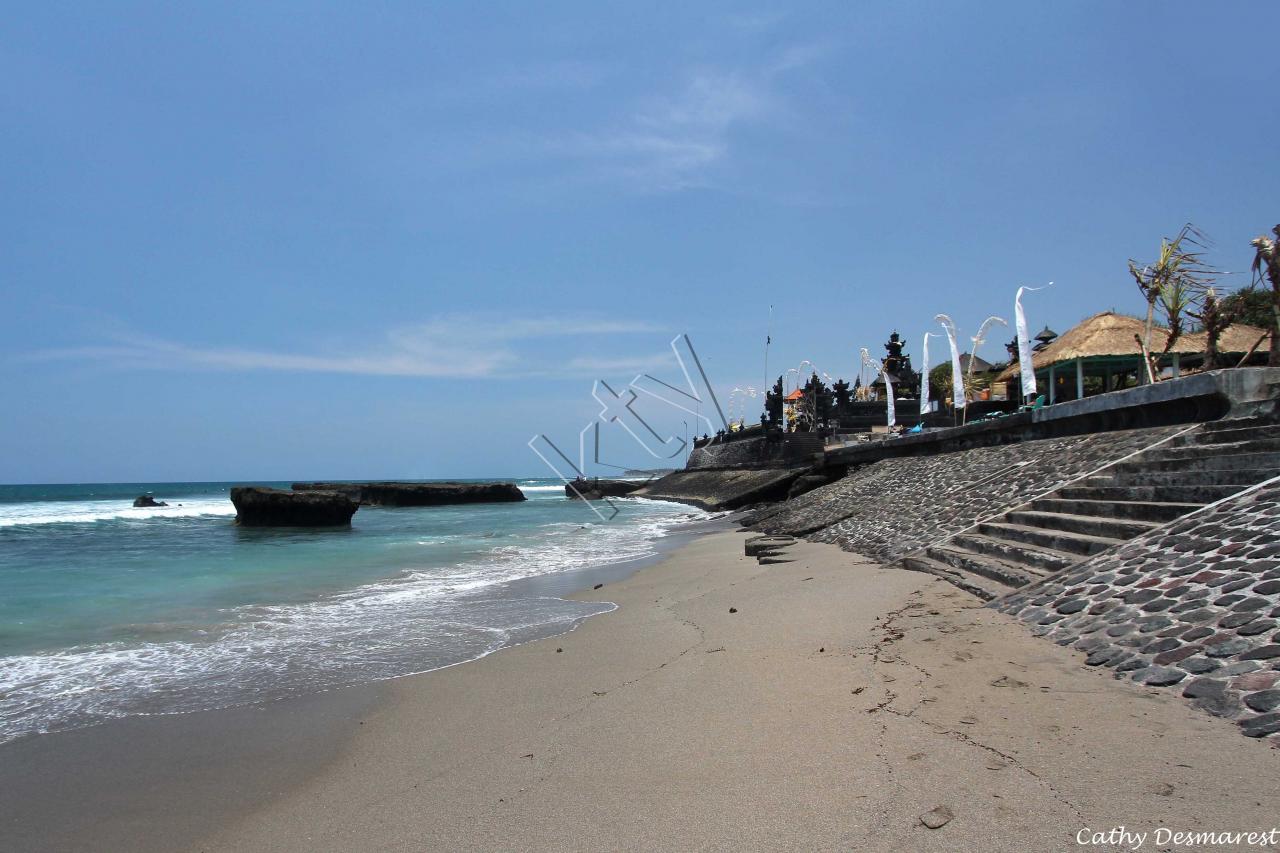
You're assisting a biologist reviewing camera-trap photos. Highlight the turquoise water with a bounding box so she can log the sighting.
[0,480,704,743]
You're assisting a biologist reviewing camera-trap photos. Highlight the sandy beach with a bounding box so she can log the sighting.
[177,529,1274,852]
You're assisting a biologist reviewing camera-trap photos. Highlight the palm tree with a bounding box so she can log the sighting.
[1250,225,1280,366]
[1189,287,1237,370]
[1128,224,1217,354]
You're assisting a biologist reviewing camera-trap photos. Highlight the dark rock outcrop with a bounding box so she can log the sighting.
[132,495,168,508]
[633,468,805,511]
[291,481,526,507]
[565,478,643,500]
[230,486,358,527]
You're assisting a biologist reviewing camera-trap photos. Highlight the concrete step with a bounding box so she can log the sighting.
[1143,439,1280,461]
[901,554,1012,602]
[1004,509,1160,540]
[1056,483,1240,504]
[1202,416,1278,432]
[1112,451,1280,474]
[1029,497,1201,523]
[1175,425,1280,446]
[977,521,1123,556]
[1085,468,1280,488]
[951,532,1079,574]
[924,544,1045,589]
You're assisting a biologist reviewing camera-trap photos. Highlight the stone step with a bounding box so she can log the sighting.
[1142,439,1280,461]
[1202,416,1278,432]
[924,544,1044,589]
[1176,425,1280,446]
[950,532,1079,574]
[1004,509,1160,540]
[1084,468,1280,488]
[977,521,1123,556]
[901,554,1011,602]
[1111,450,1280,474]
[1029,497,1201,523]
[1056,483,1239,504]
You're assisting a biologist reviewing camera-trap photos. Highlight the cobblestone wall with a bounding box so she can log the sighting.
[745,425,1187,561]
[994,480,1280,738]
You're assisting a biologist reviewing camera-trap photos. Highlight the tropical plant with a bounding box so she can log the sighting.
[1250,225,1280,366]
[1221,287,1273,329]
[1188,288,1238,370]
[1128,224,1218,353]
[928,363,980,404]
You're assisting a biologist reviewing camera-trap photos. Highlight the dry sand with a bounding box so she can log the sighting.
[200,531,1280,852]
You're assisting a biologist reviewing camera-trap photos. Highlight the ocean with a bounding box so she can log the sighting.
[0,479,707,744]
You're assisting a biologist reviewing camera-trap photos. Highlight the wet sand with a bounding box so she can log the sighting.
[196,532,1279,852]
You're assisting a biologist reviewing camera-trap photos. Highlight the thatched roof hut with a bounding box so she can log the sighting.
[996,311,1270,402]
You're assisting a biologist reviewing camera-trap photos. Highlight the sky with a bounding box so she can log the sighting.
[2,2,1277,483]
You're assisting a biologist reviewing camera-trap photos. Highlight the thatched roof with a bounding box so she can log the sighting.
[959,352,993,374]
[996,312,1270,381]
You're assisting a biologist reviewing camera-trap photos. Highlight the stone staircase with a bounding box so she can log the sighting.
[903,416,1280,601]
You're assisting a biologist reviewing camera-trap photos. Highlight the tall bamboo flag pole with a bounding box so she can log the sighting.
[861,348,895,430]
[763,305,773,398]
[1016,283,1053,404]
[919,332,938,417]
[966,315,1008,422]
[968,315,1008,389]
[934,314,966,413]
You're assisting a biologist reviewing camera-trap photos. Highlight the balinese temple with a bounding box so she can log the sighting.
[783,388,806,431]
[1034,325,1059,351]
[757,330,955,437]
[868,331,920,399]
[996,311,1271,404]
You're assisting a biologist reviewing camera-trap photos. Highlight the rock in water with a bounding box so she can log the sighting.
[132,495,168,508]
[291,482,525,507]
[230,486,358,527]
[564,478,643,500]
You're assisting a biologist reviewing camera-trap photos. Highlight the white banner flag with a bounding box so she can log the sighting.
[935,314,965,410]
[920,332,934,416]
[969,316,1007,383]
[884,370,895,428]
[861,348,895,429]
[1015,284,1052,402]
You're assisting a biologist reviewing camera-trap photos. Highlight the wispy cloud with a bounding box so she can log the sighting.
[562,352,676,375]
[725,10,789,34]
[548,44,827,192]
[24,315,672,380]
[553,71,767,192]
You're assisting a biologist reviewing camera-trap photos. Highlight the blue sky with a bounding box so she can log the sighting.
[3,2,1276,482]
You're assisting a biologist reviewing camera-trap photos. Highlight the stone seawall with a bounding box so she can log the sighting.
[687,433,823,470]
[993,479,1280,738]
[743,425,1187,561]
